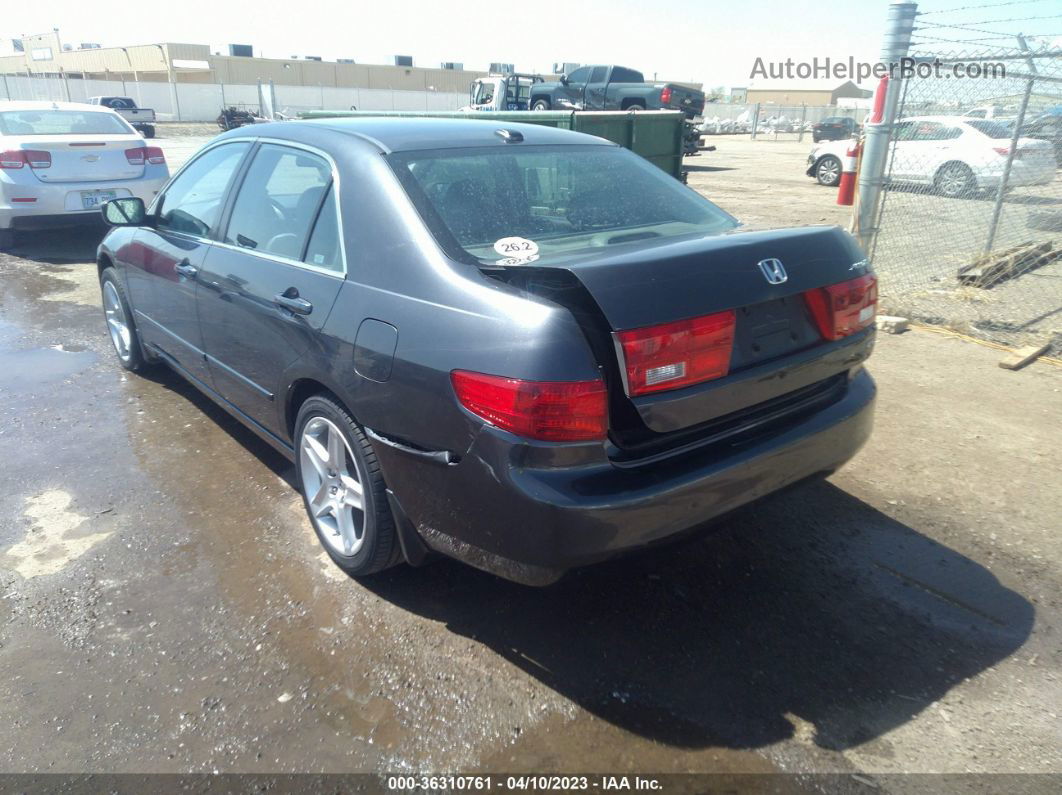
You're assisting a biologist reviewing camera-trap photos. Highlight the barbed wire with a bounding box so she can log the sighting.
[917,0,1052,16]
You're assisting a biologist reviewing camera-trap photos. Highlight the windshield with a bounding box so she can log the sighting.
[390,145,738,264]
[0,110,131,136]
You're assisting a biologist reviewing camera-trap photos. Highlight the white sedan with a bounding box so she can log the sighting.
[0,100,170,249]
[806,115,1056,198]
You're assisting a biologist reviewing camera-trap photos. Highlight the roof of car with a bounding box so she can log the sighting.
[272,116,620,153]
[0,100,110,112]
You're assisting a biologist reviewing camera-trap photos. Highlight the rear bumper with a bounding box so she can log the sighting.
[0,174,166,230]
[373,369,876,584]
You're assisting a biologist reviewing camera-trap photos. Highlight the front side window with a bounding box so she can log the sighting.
[589,67,608,83]
[0,110,131,136]
[391,145,738,265]
[566,67,592,84]
[157,142,250,237]
[225,144,332,261]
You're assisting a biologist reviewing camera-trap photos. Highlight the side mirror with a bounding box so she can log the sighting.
[102,197,148,227]
[560,75,569,86]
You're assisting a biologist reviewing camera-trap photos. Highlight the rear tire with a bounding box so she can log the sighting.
[295,395,401,578]
[0,228,14,252]
[935,162,976,199]
[531,99,551,111]
[625,103,645,112]
[141,125,156,139]
[100,267,151,372]
[815,155,842,187]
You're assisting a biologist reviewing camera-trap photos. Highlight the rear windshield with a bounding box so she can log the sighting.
[390,145,738,264]
[0,110,131,136]
[965,120,1013,139]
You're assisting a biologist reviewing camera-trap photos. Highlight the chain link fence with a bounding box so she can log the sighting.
[869,44,1062,352]
[695,103,867,141]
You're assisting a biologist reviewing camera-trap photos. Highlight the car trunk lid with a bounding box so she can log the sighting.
[488,225,873,441]
[12,135,146,183]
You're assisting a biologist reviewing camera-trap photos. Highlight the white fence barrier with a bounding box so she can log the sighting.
[0,75,466,121]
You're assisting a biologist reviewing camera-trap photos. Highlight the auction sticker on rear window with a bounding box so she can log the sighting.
[494,237,539,265]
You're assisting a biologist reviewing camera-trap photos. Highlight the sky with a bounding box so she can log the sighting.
[3,0,1059,89]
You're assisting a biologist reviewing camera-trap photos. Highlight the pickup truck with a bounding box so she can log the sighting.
[529,65,705,119]
[87,97,156,138]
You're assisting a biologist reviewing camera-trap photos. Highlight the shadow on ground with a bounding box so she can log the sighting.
[362,480,1033,752]
[3,225,107,265]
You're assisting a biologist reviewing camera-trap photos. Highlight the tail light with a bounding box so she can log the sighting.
[992,146,1021,159]
[660,86,672,105]
[451,370,608,442]
[803,274,878,341]
[615,309,736,397]
[0,150,51,169]
[144,146,166,165]
[125,147,145,165]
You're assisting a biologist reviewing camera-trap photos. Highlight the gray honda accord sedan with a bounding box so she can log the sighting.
[97,117,876,585]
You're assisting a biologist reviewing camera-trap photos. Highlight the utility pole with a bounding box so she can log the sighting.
[855,0,917,253]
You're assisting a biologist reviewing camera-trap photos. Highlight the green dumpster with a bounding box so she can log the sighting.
[297,109,686,180]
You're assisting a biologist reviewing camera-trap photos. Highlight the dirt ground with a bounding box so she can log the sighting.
[0,129,1060,785]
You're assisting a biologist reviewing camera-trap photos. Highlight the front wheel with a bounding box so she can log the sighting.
[100,267,150,372]
[531,99,550,111]
[815,155,842,187]
[295,395,400,577]
[0,228,14,252]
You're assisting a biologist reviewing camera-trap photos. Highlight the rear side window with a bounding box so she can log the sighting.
[157,142,250,237]
[610,67,644,83]
[0,110,130,136]
[966,120,1013,139]
[304,190,343,273]
[225,144,332,261]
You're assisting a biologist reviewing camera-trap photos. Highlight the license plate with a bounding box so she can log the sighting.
[81,190,117,210]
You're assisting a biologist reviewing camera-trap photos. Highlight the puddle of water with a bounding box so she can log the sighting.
[0,345,96,395]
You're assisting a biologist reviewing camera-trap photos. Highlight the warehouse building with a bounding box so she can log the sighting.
[1,31,486,94]
[743,79,872,107]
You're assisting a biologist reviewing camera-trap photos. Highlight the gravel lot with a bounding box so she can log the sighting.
[0,127,1059,784]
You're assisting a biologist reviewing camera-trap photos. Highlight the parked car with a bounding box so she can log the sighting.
[1020,108,1062,163]
[529,65,705,119]
[87,96,157,138]
[812,116,859,143]
[806,115,1057,197]
[97,118,876,585]
[0,100,169,250]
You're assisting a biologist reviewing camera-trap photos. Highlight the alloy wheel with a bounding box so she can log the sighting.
[103,281,132,363]
[300,416,365,556]
[818,158,841,186]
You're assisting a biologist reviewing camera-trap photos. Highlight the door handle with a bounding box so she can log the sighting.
[273,290,313,316]
[174,261,198,279]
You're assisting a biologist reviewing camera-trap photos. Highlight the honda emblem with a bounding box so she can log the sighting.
[758,258,788,285]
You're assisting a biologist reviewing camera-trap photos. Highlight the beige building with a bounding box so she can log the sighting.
[1,32,486,93]
[744,80,871,107]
